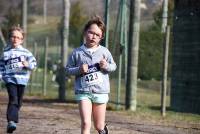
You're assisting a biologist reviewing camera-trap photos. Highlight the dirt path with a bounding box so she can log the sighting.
[0,91,200,134]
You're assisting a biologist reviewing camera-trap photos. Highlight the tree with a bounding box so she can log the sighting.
[1,1,21,41]
[138,1,174,80]
[22,0,27,47]
[69,1,88,47]
[0,27,6,47]
[57,0,70,101]
[126,0,141,111]
[138,26,163,80]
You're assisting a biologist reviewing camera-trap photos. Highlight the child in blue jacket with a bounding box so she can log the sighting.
[66,16,116,134]
[0,26,37,133]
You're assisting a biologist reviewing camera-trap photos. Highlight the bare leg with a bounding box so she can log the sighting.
[79,100,92,134]
[92,103,107,132]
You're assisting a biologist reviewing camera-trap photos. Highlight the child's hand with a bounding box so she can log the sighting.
[80,64,88,74]
[100,57,107,70]
[22,61,29,68]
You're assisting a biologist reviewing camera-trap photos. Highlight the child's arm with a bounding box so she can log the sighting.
[23,53,37,70]
[0,55,5,79]
[66,52,82,76]
[100,51,117,73]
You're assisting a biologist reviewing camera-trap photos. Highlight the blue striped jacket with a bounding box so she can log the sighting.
[0,45,37,86]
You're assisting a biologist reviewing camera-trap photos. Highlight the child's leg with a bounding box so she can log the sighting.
[78,99,92,134]
[91,93,109,134]
[92,103,107,132]
[6,83,25,123]
[17,85,25,110]
[6,83,19,123]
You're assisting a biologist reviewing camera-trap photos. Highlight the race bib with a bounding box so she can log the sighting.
[5,62,24,73]
[81,72,103,87]
[81,63,103,88]
[5,56,24,73]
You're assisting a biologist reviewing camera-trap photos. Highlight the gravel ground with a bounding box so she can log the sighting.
[0,92,200,134]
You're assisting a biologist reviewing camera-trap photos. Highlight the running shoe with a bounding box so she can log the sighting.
[7,121,16,133]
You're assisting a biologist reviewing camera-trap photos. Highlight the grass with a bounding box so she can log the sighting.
[28,15,61,34]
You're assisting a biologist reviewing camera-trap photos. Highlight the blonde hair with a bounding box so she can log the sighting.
[9,25,25,39]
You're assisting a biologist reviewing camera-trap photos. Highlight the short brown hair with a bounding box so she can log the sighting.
[84,16,105,38]
[9,25,25,39]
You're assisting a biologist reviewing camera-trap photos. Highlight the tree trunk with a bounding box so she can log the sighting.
[58,0,70,101]
[0,27,6,47]
[22,0,27,47]
[125,0,141,111]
